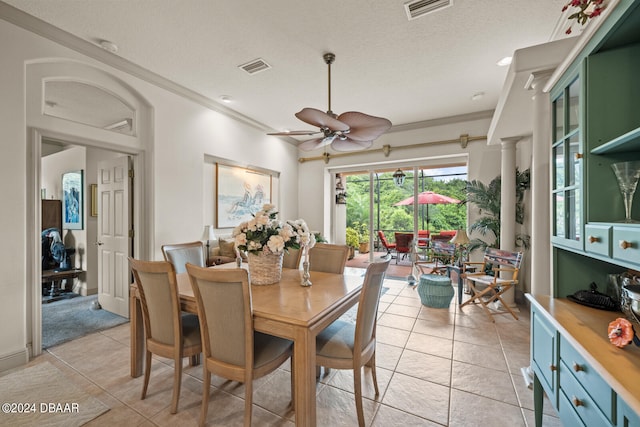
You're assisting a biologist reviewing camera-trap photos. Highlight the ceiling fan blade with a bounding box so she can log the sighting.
[298,137,334,151]
[331,138,373,152]
[337,111,392,141]
[267,130,321,136]
[295,108,350,131]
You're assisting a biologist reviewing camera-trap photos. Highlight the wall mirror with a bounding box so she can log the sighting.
[43,80,135,135]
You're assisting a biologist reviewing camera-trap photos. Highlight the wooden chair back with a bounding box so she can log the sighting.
[129,257,202,414]
[186,263,293,425]
[308,243,349,274]
[161,241,205,273]
[282,247,303,269]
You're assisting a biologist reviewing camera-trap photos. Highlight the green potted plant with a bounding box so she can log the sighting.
[345,226,359,260]
[354,221,370,254]
[465,168,531,254]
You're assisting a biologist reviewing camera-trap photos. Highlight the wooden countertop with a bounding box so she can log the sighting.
[527,294,640,415]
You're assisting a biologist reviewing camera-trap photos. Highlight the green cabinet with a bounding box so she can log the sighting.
[533,2,640,426]
[551,74,583,251]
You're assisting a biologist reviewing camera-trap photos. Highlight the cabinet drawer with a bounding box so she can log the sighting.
[559,359,611,427]
[558,389,586,427]
[585,224,611,257]
[560,336,614,422]
[617,396,640,427]
[612,227,640,264]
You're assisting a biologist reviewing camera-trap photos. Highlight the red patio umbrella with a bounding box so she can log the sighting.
[393,191,461,231]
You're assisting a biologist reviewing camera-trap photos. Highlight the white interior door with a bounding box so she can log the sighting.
[97,156,131,317]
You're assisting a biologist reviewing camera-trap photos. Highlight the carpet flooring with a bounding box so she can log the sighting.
[0,361,109,426]
[42,295,128,349]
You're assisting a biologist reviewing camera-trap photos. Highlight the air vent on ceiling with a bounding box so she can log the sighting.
[404,0,452,20]
[238,58,271,75]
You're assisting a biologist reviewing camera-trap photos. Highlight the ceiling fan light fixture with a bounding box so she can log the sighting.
[393,169,406,186]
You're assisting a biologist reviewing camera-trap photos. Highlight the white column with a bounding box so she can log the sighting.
[500,137,519,306]
[526,70,554,296]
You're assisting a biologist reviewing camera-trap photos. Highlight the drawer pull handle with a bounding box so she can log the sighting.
[588,236,599,244]
[619,240,632,250]
[572,362,584,372]
[549,364,557,372]
[575,153,583,160]
[572,397,584,407]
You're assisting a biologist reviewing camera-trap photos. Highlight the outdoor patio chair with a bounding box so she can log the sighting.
[394,232,413,264]
[377,231,396,258]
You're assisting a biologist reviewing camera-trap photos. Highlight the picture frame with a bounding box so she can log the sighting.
[62,170,84,230]
[90,184,98,217]
[216,163,272,228]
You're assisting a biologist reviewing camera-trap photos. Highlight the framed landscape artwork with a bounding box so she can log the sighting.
[216,163,272,228]
[62,170,84,230]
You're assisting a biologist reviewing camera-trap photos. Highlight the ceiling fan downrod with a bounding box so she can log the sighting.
[324,53,335,118]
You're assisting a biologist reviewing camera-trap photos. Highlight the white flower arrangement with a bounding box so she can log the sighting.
[232,204,316,255]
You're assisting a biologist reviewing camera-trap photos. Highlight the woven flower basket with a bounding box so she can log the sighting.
[247,251,283,285]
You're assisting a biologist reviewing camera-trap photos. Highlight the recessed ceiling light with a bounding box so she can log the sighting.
[99,39,118,53]
[220,96,232,103]
[471,92,485,101]
[496,56,512,67]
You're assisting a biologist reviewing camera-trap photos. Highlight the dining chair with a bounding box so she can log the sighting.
[128,258,202,414]
[161,241,206,273]
[308,242,349,274]
[315,259,391,427]
[185,263,294,427]
[282,247,303,269]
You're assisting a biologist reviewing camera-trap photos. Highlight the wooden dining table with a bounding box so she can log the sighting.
[129,264,366,427]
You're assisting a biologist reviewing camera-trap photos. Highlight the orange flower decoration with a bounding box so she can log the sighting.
[608,318,635,348]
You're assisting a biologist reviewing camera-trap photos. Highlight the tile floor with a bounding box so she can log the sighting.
[15,277,563,426]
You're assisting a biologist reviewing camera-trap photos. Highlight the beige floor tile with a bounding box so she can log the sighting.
[375,342,404,371]
[392,295,424,308]
[376,325,410,348]
[394,349,452,387]
[418,307,456,324]
[412,317,455,339]
[377,312,416,330]
[452,340,509,372]
[382,372,450,425]
[324,366,392,400]
[503,347,531,376]
[451,360,519,406]
[384,303,421,319]
[453,323,500,347]
[316,384,379,426]
[372,404,441,426]
[522,407,563,427]
[404,332,453,359]
[449,388,526,427]
[99,322,131,346]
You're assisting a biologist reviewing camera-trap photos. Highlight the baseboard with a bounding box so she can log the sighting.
[0,347,29,373]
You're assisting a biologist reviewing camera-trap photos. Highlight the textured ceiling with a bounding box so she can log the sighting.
[3,0,579,144]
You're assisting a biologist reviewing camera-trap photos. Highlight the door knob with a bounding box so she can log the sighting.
[96,241,104,246]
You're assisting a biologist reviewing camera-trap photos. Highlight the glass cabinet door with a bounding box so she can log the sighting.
[551,76,583,249]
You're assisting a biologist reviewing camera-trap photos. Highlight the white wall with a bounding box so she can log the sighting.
[0,18,299,371]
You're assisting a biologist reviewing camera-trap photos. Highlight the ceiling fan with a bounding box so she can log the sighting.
[268,53,392,152]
